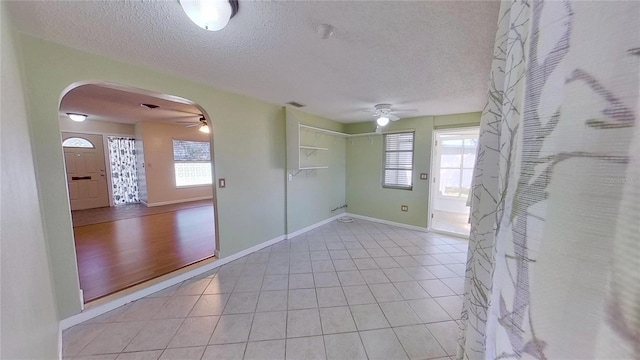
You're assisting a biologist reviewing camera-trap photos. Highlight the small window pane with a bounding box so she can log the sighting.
[442,139,463,147]
[463,150,476,168]
[175,163,212,187]
[440,169,461,196]
[63,137,94,148]
[461,169,474,197]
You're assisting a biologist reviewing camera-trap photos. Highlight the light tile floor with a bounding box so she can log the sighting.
[63,219,468,360]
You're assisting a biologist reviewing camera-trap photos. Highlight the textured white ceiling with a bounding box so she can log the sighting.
[8,0,499,123]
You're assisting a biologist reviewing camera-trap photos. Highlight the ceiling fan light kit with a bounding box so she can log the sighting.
[179,0,239,31]
[366,103,417,127]
[376,116,390,127]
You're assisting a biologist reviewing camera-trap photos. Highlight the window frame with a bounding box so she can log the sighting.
[382,131,415,190]
[172,139,213,188]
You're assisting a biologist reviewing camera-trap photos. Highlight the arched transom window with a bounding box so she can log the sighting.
[62,137,94,148]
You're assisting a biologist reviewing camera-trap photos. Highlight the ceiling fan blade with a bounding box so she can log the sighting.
[389,114,400,121]
[171,114,201,119]
[175,120,199,124]
[392,108,418,113]
[185,123,200,128]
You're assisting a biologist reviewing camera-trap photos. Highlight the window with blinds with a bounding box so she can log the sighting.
[172,140,212,187]
[383,132,414,189]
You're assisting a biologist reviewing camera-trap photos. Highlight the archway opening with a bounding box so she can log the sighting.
[59,82,219,302]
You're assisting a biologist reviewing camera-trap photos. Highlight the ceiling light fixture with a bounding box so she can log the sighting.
[179,0,239,31]
[376,116,390,127]
[67,113,87,122]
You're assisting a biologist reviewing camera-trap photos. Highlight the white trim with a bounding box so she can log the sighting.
[58,324,63,360]
[345,212,429,232]
[218,235,286,264]
[286,213,344,239]
[428,228,470,240]
[144,196,213,207]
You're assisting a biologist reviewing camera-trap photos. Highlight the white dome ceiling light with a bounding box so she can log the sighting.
[179,0,239,31]
[67,113,87,122]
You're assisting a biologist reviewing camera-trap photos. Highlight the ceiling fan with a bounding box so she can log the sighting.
[365,104,418,127]
[176,116,210,134]
[139,103,210,133]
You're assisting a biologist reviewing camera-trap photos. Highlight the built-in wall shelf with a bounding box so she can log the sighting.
[299,146,329,151]
[288,122,340,172]
[299,124,349,137]
[287,118,381,177]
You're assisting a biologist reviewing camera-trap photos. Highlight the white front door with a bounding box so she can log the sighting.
[429,127,479,237]
[62,133,110,210]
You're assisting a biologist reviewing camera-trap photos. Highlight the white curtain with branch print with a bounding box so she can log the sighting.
[108,137,139,205]
[458,1,639,359]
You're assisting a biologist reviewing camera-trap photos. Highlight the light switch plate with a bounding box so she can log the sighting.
[420,173,428,180]
[218,178,226,188]
[401,205,408,212]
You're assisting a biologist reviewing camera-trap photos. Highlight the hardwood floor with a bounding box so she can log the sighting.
[73,203,216,302]
[71,199,212,227]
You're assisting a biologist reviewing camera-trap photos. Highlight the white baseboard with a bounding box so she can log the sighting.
[217,234,286,263]
[286,213,345,239]
[428,228,470,240]
[144,196,213,207]
[345,212,429,232]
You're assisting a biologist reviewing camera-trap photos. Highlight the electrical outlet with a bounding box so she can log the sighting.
[401,205,408,212]
[420,173,428,180]
[218,178,226,188]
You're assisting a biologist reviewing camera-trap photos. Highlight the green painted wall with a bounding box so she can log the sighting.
[285,109,346,234]
[345,112,481,228]
[1,5,60,357]
[17,34,287,318]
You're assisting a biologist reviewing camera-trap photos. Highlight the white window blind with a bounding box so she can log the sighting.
[172,140,212,187]
[383,132,414,189]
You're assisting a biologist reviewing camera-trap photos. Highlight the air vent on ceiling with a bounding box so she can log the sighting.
[286,101,305,108]
[140,103,159,109]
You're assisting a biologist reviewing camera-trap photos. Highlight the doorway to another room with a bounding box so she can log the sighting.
[59,82,218,303]
[62,133,110,210]
[429,127,479,238]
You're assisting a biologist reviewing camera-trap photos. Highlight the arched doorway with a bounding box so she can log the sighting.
[59,82,219,302]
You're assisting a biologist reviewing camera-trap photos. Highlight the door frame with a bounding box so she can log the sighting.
[428,125,480,239]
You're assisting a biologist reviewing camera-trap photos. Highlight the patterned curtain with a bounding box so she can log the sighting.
[458,1,639,358]
[108,137,139,205]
